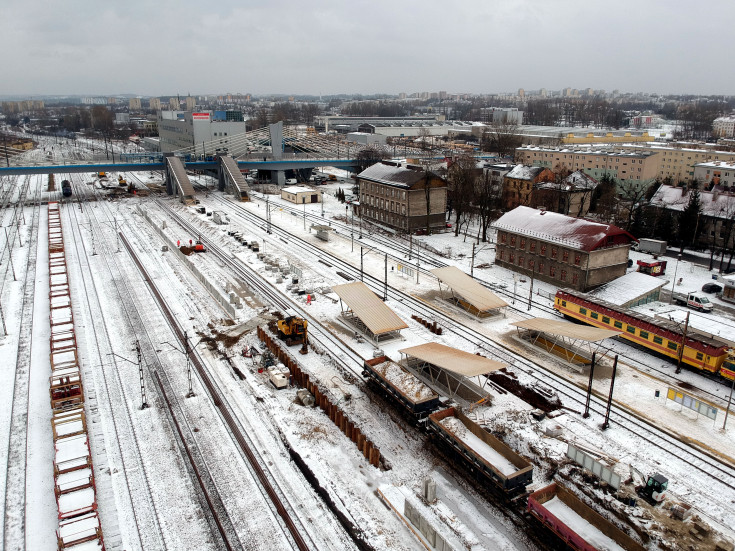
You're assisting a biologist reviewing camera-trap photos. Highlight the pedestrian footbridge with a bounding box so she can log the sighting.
[218,155,250,201]
[164,154,196,204]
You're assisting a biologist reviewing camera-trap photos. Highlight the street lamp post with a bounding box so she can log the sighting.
[669,254,683,304]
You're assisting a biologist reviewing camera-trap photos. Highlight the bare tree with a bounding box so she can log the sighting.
[447,155,478,236]
[483,122,523,158]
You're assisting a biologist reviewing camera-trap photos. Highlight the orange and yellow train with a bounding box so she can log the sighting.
[554,289,735,381]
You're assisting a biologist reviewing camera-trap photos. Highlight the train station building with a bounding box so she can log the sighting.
[492,206,636,292]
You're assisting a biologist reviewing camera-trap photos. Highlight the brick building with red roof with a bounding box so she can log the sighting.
[492,206,636,291]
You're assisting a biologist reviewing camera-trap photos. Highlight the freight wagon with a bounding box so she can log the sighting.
[428,407,533,494]
[528,483,645,551]
[362,356,440,418]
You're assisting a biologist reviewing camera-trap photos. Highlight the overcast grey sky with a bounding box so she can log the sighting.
[2,0,733,97]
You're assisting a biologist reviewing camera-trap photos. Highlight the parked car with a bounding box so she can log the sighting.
[702,282,723,294]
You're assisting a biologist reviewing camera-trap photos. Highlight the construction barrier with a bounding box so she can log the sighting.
[257,326,381,468]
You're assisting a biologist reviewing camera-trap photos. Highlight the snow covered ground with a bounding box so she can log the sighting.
[2,138,735,550]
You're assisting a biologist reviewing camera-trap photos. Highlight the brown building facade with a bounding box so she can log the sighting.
[492,206,635,291]
[502,165,555,210]
[357,162,447,232]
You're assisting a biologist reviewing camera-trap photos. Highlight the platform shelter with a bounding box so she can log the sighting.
[510,318,620,370]
[430,266,508,318]
[332,281,408,343]
[398,342,505,404]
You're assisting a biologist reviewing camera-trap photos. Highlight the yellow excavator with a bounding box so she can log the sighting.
[276,314,308,354]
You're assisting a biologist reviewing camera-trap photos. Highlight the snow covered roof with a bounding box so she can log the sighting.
[430,266,508,311]
[282,185,317,194]
[356,162,432,189]
[535,170,599,192]
[505,165,543,181]
[492,206,635,251]
[587,272,667,306]
[399,342,506,377]
[332,281,408,334]
[510,318,621,341]
[650,185,735,219]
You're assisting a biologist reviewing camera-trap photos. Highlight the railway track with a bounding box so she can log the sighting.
[205,195,735,505]
[155,200,547,551]
[72,183,272,550]
[1,185,40,551]
[64,177,166,550]
[118,230,313,551]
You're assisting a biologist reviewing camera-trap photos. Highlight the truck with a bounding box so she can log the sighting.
[672,291,714,312]
[634,238,667,255]
[428,407,533,494]
[362,356,440,418]
[528,483,645,551]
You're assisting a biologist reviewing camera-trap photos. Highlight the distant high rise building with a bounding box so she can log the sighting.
[539,88,547,98]
[108,97,117,105]
[129,98,142,111]
[438,91,447,100]
[185,96,196,111]
[398,92,406,99]
[169,97,179,111]
[518,88,525,99]
[149,98,161,110]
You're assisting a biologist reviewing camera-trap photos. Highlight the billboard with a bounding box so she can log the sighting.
[192,112,210,121]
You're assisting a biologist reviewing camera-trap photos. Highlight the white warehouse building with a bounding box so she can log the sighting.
[157,111,249,154]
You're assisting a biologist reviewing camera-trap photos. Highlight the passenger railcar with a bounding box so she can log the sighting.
[554,289,733,380]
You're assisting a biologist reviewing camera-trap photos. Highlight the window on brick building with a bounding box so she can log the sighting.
[572,273,578,285]
[530,242,536,252]
[561,270,567,281]
[511,236,516,246]
[509,253,515,263]
[541,245,547,255]
[550,266,556,277]
[501,233,507,243]
[562,250,569,262]
[520,238,526,249]
[574,254,581,265]
[551,247,557,258]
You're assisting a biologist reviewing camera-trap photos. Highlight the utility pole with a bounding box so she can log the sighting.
[601,355,618,430]
[675,311,690,375]
[527,269,534,311]
[724,372,735,431]
[471,243,476,278]
[184,331,195,398]
[4,227,17,281]
[384,253,388,301]
[583,352,596,418]
[136,340,149,409]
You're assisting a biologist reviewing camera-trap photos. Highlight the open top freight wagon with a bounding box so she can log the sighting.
[428,407,533,494]
[363,356,440,417]
[527,483,645,551]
